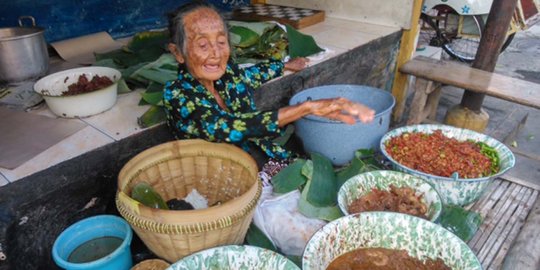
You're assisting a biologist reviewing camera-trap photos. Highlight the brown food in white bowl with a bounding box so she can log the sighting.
[33,66,121,118]
[62,74,114,96]
[348,184,428,219]
[327,247,451,270]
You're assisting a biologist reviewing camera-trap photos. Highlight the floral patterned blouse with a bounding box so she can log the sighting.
[163,60,291,159]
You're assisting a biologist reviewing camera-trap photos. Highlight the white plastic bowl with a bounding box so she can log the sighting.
[34,66,121,118]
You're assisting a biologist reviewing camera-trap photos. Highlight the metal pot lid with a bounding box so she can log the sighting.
[0,27,45,41]
[0,16,45,41]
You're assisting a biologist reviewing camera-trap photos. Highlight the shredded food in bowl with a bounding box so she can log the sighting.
[385,130,498,178]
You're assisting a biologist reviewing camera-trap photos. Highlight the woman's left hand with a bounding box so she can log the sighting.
[284,57,309,72]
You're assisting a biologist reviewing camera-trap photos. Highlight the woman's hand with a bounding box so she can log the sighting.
[278,97,375,127]
[284,57,309,72]
[310,97,375,124]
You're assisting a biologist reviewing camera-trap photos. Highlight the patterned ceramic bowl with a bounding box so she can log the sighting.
[380,124,515,206]
[166,245,300,270]
[337,170,442,222]
[303,212,482,270]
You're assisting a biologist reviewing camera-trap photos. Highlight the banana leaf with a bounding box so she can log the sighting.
[130,54,177,85]
[305,153,336,207]
[437,205,483,242]
[271,159,307,194]
[335,149,380,190]
[95,30,168,68]
[301,159,313,179]
[245,223,277,251]
[229,21,277,36]
[298,178,342,221]
[137,105,167,128]
[116,79,132,94]
[286,24,324,58]
[139,82,165,105]
[140,91,163,106]
[229,26,260,48]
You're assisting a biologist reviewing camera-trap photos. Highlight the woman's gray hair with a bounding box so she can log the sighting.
[167,1,228,56]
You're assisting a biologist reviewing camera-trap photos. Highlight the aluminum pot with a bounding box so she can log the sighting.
[0,16,49,83]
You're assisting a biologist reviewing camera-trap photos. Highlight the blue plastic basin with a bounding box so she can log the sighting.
[289,85,395,165]
[52,215,133,270]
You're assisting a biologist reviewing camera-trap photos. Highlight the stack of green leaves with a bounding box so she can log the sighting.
[271,149,380,221]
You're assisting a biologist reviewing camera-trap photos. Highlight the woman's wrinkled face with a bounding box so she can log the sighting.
[181,8,230,84]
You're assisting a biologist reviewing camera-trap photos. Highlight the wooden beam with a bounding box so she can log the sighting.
[391,0,423,122]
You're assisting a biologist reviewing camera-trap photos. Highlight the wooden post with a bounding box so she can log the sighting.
[391,0,423,123]
[460,0,520,111]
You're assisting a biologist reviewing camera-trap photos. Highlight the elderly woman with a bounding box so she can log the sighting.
[164,1,375,161]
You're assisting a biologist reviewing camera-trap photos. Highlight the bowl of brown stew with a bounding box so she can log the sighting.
[337,170,442,222]
[302,212,481,270]
[34,66,121,118]
[380,124,515,206]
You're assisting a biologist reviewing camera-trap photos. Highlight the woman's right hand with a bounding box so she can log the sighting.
[278,97,375,127]
[309,97,375,124]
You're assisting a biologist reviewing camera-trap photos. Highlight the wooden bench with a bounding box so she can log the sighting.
[399,55,540,124]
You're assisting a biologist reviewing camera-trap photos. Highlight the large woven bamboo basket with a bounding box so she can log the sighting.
[116,139,261,263]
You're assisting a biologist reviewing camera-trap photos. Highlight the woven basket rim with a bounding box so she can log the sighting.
[116,139,261,234]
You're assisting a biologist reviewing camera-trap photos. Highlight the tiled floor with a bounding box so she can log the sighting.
[0,17,400,183]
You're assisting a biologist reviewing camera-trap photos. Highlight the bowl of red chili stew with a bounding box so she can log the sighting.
[380,124,515,206]
[302,212,481,270]
[337,170,442,222]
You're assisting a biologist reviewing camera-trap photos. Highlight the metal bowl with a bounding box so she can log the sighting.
[380,124,515,206]
[34,66,120,118]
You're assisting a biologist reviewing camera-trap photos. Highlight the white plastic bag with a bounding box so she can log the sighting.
[253,186,327,256]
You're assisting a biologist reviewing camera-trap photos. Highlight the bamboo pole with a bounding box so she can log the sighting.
[391,0,424,122]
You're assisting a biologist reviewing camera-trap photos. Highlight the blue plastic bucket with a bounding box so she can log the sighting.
[289,85,395,166]
[52,215,133,270]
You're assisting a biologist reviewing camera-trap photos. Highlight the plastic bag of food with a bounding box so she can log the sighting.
[253,186,327,256]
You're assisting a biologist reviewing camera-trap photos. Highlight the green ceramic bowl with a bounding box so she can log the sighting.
[380,124,515,206]
[303,212,482,270]
[167,245,300,270]
[337,170,442,222]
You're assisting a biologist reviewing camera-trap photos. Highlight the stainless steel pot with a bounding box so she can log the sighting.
[0,16,49,83]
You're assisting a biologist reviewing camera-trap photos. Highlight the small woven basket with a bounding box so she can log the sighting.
[116,139,261,263]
